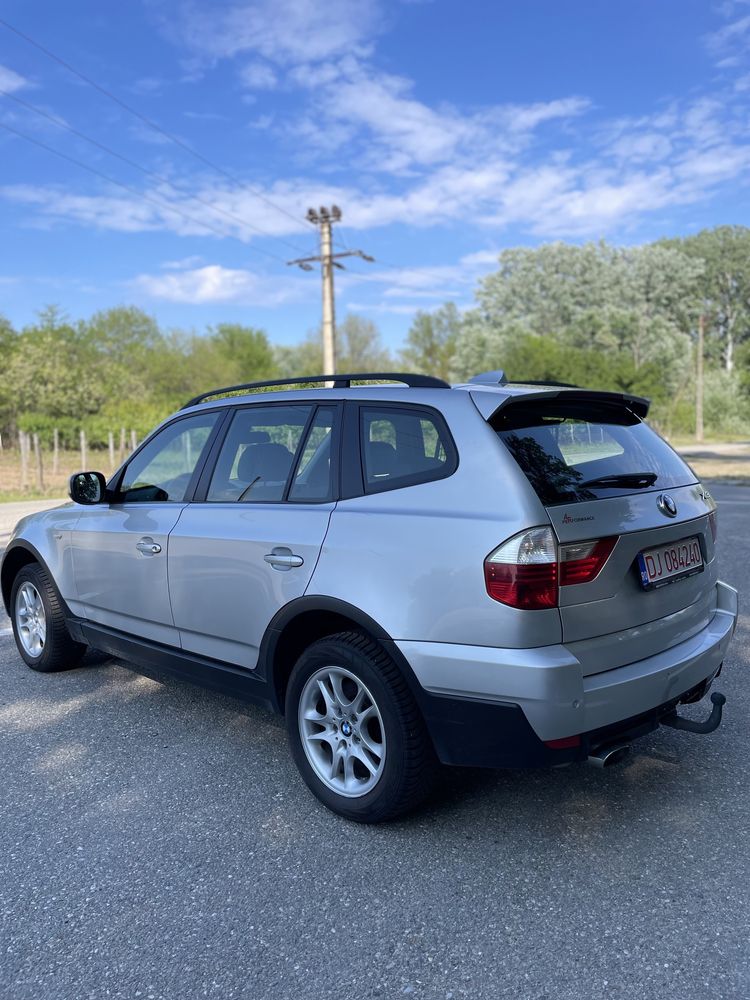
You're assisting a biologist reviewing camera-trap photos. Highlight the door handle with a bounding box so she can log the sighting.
[264,548,304,570]
[136,538,162,555]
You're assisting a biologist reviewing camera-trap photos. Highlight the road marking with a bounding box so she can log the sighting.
[0,627,13,636]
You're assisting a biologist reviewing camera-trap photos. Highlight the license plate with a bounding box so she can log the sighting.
[637,536,704,590]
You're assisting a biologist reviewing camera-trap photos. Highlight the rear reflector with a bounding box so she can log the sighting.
[485,528,618,609]
[708,510,718,542]
[544,734,581,749]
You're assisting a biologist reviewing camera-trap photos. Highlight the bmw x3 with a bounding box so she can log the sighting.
[1,371,738,821]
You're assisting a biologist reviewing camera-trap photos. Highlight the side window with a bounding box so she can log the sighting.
[360,406,454,493]
[289,406,336,501]
[207,405,311,502]
[119,413,219,503]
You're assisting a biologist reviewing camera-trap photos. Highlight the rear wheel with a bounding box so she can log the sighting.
[286,631,437,822]
[10,563,87,672]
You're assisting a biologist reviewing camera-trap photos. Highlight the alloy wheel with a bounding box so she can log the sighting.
[298,666,386,797]
[15,581,47,658]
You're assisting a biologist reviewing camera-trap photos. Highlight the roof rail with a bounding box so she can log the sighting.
[182,372,450,409]
[469,370,507,386]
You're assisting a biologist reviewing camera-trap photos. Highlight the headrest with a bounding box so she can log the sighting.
[366,440,397,477]
[237,442,294,483]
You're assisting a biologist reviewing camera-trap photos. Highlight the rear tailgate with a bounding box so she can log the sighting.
[548,485,717,674]
[486,389,719,676]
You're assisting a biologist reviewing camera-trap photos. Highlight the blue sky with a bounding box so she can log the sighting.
[1,0,749,350]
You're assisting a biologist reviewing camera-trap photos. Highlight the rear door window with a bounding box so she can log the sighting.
[360,406,455,493]
[207,405,311,502]
[493,399,695,506]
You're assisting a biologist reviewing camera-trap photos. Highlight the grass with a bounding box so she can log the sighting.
[0,448,121,503]
[680,458,750,482]
[667,433,750,447]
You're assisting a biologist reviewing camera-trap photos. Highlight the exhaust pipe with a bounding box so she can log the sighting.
[587,743,631,769]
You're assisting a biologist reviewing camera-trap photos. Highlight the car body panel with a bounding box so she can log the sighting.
[167,501,334,667]
[70,503,185,645]
[399,580,737,741]
[547,485,717,673]
[3,503,84,616]
[308,399,563,647]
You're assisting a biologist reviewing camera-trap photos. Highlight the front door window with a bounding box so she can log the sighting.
[119,413,219,502]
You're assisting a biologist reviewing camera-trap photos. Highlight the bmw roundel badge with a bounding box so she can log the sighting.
[657,493,678,518]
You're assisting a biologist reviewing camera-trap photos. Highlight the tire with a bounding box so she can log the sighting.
[285,631,438,822]
[10,563,87,672]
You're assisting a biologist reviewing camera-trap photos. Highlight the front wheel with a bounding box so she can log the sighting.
[285,631,437,822]
[10,563,87,672]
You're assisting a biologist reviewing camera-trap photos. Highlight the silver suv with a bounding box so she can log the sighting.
[1,372,738,821]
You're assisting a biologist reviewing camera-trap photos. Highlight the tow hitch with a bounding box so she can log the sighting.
[661,691,726,735]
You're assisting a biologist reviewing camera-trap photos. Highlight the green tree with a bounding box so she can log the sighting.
[5,306,105,422]
[209,323,277,381]
[400,302,461,380]
[661,226,750,372]
[455,241,700,392]
[275,314,392,377]
[336,314,392,372]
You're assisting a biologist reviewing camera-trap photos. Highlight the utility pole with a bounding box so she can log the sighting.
[288,206,374,375]
[696,313,705,443]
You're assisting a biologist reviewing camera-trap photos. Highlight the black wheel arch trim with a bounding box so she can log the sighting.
[259,595,427,714]
[0,539,64,616]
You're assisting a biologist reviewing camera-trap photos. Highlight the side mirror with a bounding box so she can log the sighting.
[69,471,107,505]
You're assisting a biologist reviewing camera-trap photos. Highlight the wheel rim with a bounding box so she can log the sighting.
[15,581,47,658]
[298,666,386,798]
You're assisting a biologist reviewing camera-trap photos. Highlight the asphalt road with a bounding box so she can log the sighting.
[1,485,748,1000]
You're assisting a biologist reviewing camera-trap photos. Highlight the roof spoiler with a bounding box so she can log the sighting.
[471,387,651,422]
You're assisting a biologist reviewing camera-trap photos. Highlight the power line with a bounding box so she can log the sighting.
[0,87,311,256]
[0,120,289,261]
[0,16,315,234]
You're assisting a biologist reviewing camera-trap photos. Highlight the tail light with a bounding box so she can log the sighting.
[559,536,618,586]
[484,527,617,610]
[484,527,558,610]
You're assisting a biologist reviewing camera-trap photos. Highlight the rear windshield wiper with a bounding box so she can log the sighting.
[579,472,658,490]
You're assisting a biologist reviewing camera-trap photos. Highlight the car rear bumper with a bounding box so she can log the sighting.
[397,580,737,765]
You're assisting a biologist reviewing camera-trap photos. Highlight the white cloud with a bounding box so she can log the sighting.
[291,61,590,173]
[132,264,300,304]
[705,12,750,65]
[346,300,441,316]
[610,132,673,163]
[500,97,592,133]
[0,65,30,93]
[460,250,500,267]
[239,61,278,90]
[173,0,379,65]
[162,255,206,270]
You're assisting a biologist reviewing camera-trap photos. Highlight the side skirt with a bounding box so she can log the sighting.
[69,618,277,712]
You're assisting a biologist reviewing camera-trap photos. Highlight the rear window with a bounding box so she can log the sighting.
[493,399,695,506]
